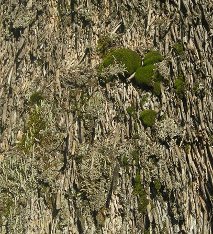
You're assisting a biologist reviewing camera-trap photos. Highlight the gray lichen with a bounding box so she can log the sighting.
[77,141,115,211]
[155,118,183,143]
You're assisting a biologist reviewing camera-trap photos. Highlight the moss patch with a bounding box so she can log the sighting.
[153,81,161,96]
[18,105,52,153]
[133,172,149,214]
[154,179,161,193]
[126,106,136,117]
[173,42,184,56]
[97,35,113,57]
[135,64,156,87]
[143,50,163,66]
[29,91,44,106]
[174,76,185,98]
[139,110,157,127]
[99,48,142,75]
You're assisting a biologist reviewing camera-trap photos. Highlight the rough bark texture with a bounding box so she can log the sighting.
[0,0,213,233]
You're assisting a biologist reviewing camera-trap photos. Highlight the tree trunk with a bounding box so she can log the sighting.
[0,0,212,233]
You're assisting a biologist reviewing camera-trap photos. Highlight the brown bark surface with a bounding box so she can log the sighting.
[0,0,212,233]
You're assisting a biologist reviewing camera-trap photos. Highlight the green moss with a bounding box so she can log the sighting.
[126,106,135,117]
[139,110,157,127]
[174,76,185,98]
[29,91,44,106]
[144,229,150,234]
[133,172,149,214]
[99,48,142,75]
[143,50,163,66]
[135,64,156,87]
[153,81,161,96]
[131,150,140,165]
[173,42,184,56]
[97,35,113,56]
[184,143,191,153]
[28,108,47,138]
[121,155,129,168]
[18,106,48,152]
[154,180,161,193]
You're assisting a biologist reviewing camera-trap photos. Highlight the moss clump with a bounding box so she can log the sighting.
[99,48,142,75]
[133,172,149,214]
[139,110,157,127]
[174,76,185,98]
[126,106,135,116]
[153,81,161,96]
[135,63,163,96]
[29,91,44,106]
[135,64,156,87]
[97,35,113,57]
[173,42,184,56]
[143,50,163,66]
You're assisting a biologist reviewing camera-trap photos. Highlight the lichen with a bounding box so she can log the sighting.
[155,118,182,143]
[77,142,115,211]
[98,62,128,84]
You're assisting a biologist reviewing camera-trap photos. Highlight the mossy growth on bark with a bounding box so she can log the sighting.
[154,179,161,193]
[29,91,44,106]
[174,75,186,98]
[139,110,157,127]
[143,50,163,66]
[126,106,137,118]
[97,35,114,57]
[133,172,149,214]
[18,107,47,153]
[135,64,156,87]
[99,48,142,75]
[134,65,163,96]
[173,42,184,56]
[153,81,161,96]
[18,103,56,153]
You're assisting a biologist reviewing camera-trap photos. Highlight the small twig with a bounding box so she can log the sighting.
[127,72,136,82]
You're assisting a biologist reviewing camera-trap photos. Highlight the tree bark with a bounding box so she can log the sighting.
[0,0,212,233]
